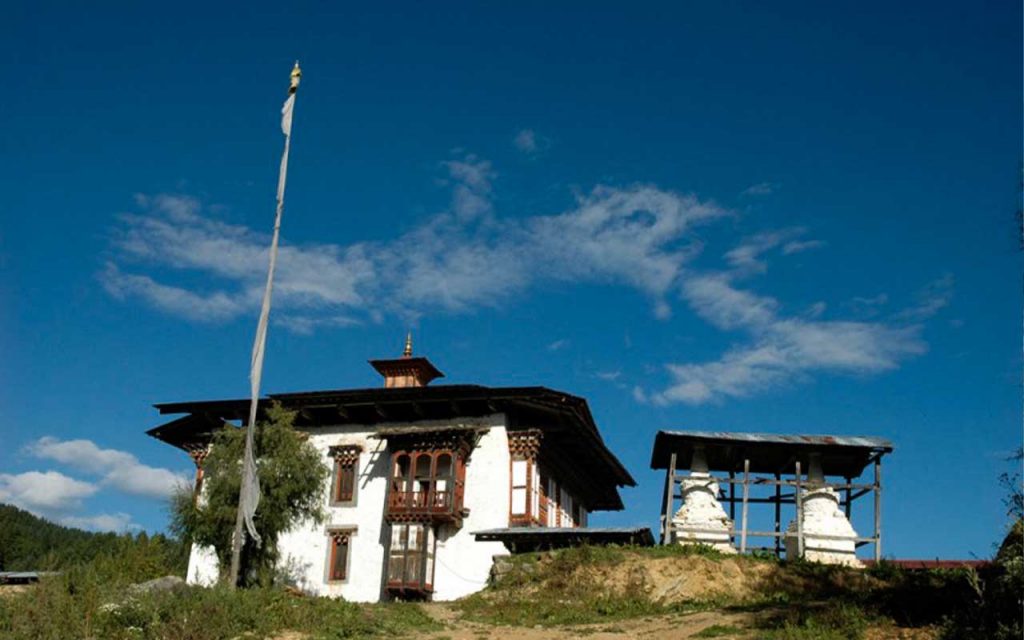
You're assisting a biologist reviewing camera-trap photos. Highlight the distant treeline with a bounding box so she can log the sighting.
[0,503,186,573]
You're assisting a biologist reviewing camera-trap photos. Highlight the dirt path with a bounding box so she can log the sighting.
[414,605,756,639]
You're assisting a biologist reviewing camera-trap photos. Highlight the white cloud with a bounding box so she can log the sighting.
[513,129,548,154]
[0,471,97,512]
[741,182,776,196]
[682,274,779,330]
[596,370,622,381]
[640,259,929,405]
[547,338,569,351]
[896,274,954,322]
[103,157,728,329]
[782,239,825,255]
[444,155,495,221]
[61,512,138,533]
[723,229,807,274]
[102,159,948,406]
[27,437,189,500]
[514,129,538,153]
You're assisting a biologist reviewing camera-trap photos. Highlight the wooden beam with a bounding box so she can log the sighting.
[795,460,804,559]
[740,458,750,553]
[844,475,852,519]
[774,472,781,557]
[874,457,882,562]
[729,470,736,522]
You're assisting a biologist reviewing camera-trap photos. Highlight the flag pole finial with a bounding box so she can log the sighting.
[290,61,302,93]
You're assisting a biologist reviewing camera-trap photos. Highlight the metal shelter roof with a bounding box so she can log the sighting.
[650,430,893,478]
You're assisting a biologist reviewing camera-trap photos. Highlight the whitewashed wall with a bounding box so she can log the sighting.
[431,423,510,601]
[186,414,511,603]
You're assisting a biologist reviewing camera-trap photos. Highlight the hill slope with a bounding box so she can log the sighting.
[0,503,183,572]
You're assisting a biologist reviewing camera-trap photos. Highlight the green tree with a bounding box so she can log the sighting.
[170,402,330,587]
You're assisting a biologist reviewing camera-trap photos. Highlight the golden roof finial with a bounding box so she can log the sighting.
[289,61,302,93]
[403,332,413,358]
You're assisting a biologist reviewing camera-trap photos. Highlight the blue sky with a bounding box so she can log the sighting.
[1,1,1020,558]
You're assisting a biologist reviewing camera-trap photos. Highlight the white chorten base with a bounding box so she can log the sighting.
[671,473,736,554]
[785,487,862,567]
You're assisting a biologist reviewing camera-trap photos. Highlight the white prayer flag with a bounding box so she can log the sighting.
[239,72,300,547]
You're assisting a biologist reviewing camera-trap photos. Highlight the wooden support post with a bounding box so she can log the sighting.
[774,472,782,557]
[844,475,852,519]
[740,458,750,553]
[795,461,804,559]
[874,457,882,562]
[729,469,736,522]
[661,452,677,545]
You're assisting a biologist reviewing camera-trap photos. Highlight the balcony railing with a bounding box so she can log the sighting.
[386,487,466,527]
[387,489,453,514]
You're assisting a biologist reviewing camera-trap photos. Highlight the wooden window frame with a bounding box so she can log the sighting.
[329,445,362,507]
[385,522,437,594]
[326,529,355,583]
[387,449,464,517]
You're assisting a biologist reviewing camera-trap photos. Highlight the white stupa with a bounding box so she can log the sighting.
[785,453,862,567]
[671,445,736,553]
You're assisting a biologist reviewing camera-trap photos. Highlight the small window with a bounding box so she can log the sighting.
[328,531,352,582]
[335,462,356,503]
[329,445,362,505]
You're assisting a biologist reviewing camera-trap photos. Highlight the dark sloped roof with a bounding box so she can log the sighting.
[651,430,892,478]
[147,384,635,510]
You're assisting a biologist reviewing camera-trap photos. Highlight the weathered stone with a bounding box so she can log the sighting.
[127,575,187,596]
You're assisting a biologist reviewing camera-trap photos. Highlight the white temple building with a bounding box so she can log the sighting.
[147,339,636,601]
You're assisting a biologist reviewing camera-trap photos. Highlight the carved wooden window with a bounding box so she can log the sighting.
[388,450,462,515]
[328,530,352,582]
[510,459,529,517]
[330,445,361,505]
[508,430,542,526]
[386,523,436,593]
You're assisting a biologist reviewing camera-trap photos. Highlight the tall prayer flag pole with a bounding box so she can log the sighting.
[228,62,302,588]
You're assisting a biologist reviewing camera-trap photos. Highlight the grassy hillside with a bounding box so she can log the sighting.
[0,503,186,573]
[1,507,1019,639]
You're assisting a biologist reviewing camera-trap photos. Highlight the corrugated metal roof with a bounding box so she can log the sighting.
[658,430,893,449]
[473,527,651,536]
[651,429,893,477]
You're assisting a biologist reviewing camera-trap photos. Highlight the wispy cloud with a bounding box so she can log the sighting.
[547,338,570,351]
[741,182,777,197]
[644,272,927,404]
[27,437,189,500]
[782,239,825,255]
[636,232,942,404]
[62,512,138,532]
[102,157,950,406]
[513,128,549,155]
[103,155,728,329]
[723,228,817,274]
[896,274,955,322]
